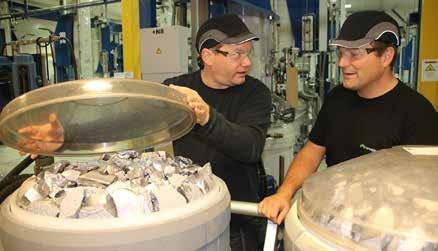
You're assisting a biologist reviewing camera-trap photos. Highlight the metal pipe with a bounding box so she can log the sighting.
[5,35,61,47]
[231,201,279,251]
[4,36,62,56]
[0,0,120,20]
[230,201,263,217]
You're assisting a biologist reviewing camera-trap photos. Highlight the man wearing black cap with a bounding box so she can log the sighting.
[259,11,438,224]
[163,14,271,250]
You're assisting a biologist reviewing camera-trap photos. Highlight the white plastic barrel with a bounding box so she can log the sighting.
[0,177,230,251]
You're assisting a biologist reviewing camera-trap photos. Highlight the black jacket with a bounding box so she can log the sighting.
[163,71,272,202]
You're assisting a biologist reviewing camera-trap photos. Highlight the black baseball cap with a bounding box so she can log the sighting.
[330,11,401,48]
[195,14,259,53]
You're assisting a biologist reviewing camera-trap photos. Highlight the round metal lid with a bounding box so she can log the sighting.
[0,79,195,156]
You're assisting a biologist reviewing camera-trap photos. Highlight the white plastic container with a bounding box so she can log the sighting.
[0,176,230,251]
[285,146,438,251]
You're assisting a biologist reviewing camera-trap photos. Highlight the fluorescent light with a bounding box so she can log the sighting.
[345,4,352,8]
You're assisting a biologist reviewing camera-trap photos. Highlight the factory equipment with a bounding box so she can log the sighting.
[1,36,59,99]
[93,18,123,78]
[263,2,329,189]
[271,94,295,124]
[271,47,298,99]
[263,93,295,184]
[263,46,298,184]
[284,146,438,250]
[140,26,190,83]
[0,34,78,111]
[1,1,123,82]
[0,55,38,111]
[302,15,314,52]
[262,122,295,185]
[270,26,323,142]
[271,46,321,156]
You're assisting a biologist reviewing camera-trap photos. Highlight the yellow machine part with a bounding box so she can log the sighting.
[121,0,141,80]
[417,0,438,110]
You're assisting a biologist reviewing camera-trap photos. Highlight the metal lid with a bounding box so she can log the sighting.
[0,79,195,156]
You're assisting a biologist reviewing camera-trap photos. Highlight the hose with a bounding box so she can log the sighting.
[0,155,34,190]
[0,174,32,203]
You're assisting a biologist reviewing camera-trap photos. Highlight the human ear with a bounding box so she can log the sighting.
[201,48,214,66]
[383,47,395,68]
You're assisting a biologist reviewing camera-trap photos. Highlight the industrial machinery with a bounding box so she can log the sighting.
[0,55,38,110]
[263,94,296,184]
[0,34,77,111]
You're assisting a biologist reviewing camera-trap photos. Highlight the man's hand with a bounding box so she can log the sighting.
[170,85,210,126]
[258,192,292,225]
[17,113,64,157]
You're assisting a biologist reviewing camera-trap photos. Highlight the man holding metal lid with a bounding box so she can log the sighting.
[258,10,438,225]
[163,14,272,250]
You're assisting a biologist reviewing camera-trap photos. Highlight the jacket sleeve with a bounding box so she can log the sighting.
[194,86,272,163]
